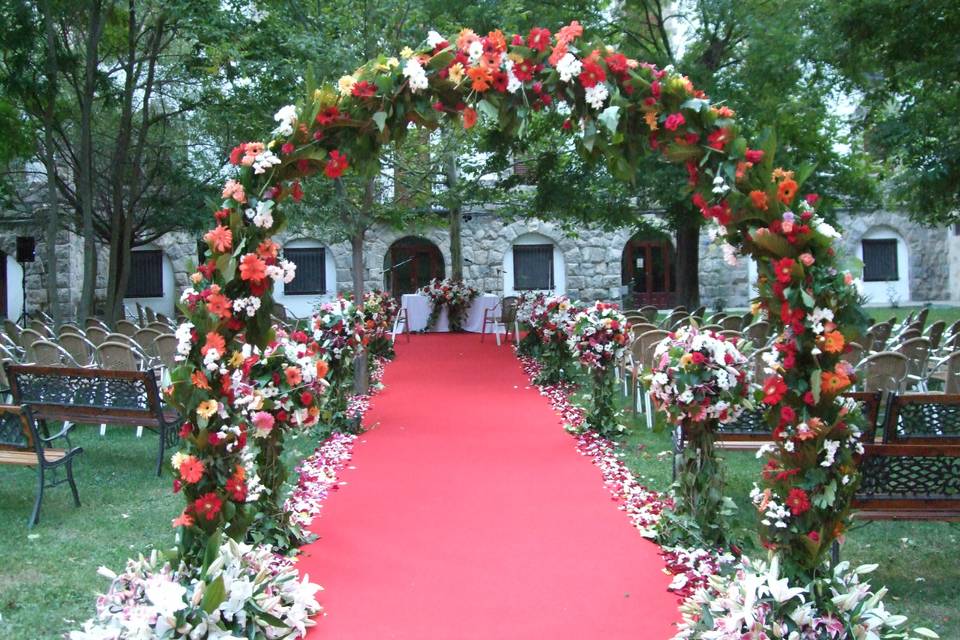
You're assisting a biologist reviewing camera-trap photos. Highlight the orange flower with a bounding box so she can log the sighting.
[239,253,267,283]
[201,331,226,357]
[822,330,845,354]
[257,239,279,260]
[548,41,568,67]
[778,178,798,204]
[204,225,232,253]
[221,179,246,203]
[556,20,583,46]
[316,359,330,380]
[486,29,506,53]
[750,190,769,210]
[467,65,493,92]
[771,167,795,182]
[456,28,479,51]
[179,455,205,484]
[285,366,302,386]
[644,110,658,131]
[821,369,851,395]
[207,292,232,319]
[462,106,478,129]
[172,511,194,528]
[191,370,211,390]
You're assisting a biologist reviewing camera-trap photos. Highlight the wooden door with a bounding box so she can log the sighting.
[622,240,676,308]
[387,239,444,298]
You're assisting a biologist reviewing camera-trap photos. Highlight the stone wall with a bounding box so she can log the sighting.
[1,207,954,321]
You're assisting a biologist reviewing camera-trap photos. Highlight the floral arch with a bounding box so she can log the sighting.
[171,21,869,581]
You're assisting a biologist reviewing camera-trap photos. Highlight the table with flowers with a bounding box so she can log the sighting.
[400,293,500,332]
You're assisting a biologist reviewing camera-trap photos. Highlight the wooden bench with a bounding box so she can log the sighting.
[852,392,960,520]
[0,404,83,527]
[4,364,180,476]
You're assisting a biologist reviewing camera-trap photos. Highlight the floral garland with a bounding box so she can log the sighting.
[419,278,479,332]
[649,325,752,546]
[528,294,581,384]
[311,298,366,431]
[351,289,399,360]
[567,301,630,435]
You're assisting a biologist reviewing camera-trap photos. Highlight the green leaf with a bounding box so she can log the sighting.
[598,106,621,135]
[201,575,226,614]
[477,99,499,124]
[913,628,940,639]
[201,528,222,575]
[680,98,709,112]
[372,111,387,132]
[810,369,822,403]
[813,480,836,508]
[800,289,815,309]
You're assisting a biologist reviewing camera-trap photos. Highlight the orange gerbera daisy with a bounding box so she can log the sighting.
[778,178,798,204]
[171,511,194,528]
[822,330,845,354]
[467,65,493,92]
[821,369,851,395]
[178,455,205,484]
[206,292,232,319]
[191,370,211,390]
[456,28,479,51]
[201,331,226,357]
[204,225,233,253]
[257,239,279,260]
[556,20,583,46]
[462,106,478,129]
[316,359,330,380]
[750,190,769,210]
[239,253,267,283]
[285,366,302,386]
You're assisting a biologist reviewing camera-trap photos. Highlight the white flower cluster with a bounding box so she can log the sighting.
[584,83,609,109]
[556,52,582,82]
[70,540,322,640]
[232,295,262,318]
[271,104,297,138]
[266,259,297,284]
[251,149,281,175]
[750,485,791,528]
[402,57,428,92]
[246,200,274,228]
[173,322,194,362]
[426,29,446,48]
[567,301,629,370]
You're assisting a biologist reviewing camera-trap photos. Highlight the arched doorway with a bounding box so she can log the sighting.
[384,236,444,298]
[621,232,677,308]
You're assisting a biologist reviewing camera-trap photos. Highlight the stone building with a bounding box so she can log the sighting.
[1,207,956,321]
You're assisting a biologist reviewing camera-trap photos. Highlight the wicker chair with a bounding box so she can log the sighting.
[859,351,909,395]
[866,321,892,352]
[895,337,931,389]
[719,330,743,342]
[58,333,97,366]
[58,323,84,337]
[927,351,960,394]
[745,321,771,347]
[154,334,179,372]
[144,307,157,324]
[28,319,52,337]
[115,319,139,337]
[3,319,21,343]
[85,317,109,331]
[739,311,756,331]
[637,329,670,428]
[96,341,141,371]
[133,328,164,357]
[30,340,80,367]
[628,323,658,340]
[85,326,110,347]
[924,320,947,351]
[701,324,724,332]
[638,305,659,323]
[841,342,865,368]
[704,312,727,325]
[147,321,174,334]
[720,316,741,331]
[480,296,519,346]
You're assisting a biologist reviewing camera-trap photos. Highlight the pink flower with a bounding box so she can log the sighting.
[844,272,854,285]
[252,411,275,437]
[799,252,815,267]
[221,179,246,203]
[664,113,685,131]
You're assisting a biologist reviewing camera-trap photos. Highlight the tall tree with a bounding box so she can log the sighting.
[817,0,960,224]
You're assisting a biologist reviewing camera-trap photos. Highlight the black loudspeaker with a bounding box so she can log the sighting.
[16,236,35,263]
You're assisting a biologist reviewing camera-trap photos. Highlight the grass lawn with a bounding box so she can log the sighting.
[593,390,960,638]
[0,423,323,639]
[864,305,960,328]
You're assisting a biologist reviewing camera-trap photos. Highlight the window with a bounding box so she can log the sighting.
[125,250,164,298]
[954,222,960,236]
[513,244,554,290]
[861,239,899,281]
[284,247,326,295]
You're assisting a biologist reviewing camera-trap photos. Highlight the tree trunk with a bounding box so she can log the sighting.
[675,218,701,309]
[445,151,463,281]
[350,179,375,396]
[77,0,108,321]
[40,0,61,328]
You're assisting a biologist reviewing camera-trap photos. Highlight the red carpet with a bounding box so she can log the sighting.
[299,333,678,639]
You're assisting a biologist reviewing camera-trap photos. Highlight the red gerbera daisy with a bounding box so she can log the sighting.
[786,488,811,515]
[324,149,349,179]
[315,106,341,126]
[193,492,223,521]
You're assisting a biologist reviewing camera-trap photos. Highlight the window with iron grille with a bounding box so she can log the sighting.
[861,239,899,281]
[125,250,164,298]
[513,244,554,290]
[284,247,326,295]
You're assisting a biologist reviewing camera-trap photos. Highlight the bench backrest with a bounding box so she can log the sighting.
[4,364,163,421]
[0,404,39,455]
[882,393,960,444]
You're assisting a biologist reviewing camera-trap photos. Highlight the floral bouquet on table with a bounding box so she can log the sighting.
[311,298,365,431]
[350,289,399,360]
[528,294,581,384]
[649,324,751,545]
[568,301,630,436]
[419,278,479,331]
[70,536,322,640]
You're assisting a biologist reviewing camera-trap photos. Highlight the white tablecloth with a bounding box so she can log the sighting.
[400,294,501,333]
